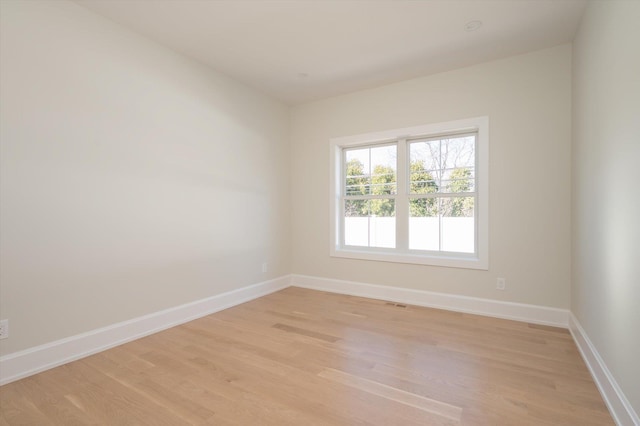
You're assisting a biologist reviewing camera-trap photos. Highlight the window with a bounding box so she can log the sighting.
[330,117,488,269]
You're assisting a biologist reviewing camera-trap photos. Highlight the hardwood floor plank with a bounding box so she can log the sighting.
[318,367,463,422]
[8,378,96,426]
[0,288,614,425]
[272,323,341,343]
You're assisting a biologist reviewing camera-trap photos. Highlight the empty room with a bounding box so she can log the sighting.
[0,0,638,424]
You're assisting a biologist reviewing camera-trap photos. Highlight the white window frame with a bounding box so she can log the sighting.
[329,117,489,270]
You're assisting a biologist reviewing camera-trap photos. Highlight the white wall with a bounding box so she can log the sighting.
[291,45,572,308]
[0,0,290,356]
[572,0,640,414]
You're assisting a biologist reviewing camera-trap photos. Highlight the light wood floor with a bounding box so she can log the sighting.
[0,287,613,425]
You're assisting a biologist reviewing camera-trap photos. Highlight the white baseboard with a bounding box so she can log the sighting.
[0,275,291,386]
[569,314,639,426]
[291,274,569,327]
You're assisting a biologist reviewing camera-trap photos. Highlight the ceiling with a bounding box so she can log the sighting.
[75,0,587,105]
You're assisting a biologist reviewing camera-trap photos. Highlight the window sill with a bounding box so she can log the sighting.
[330,247,488,270]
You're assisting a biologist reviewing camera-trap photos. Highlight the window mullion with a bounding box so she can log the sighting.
[396,138,408,251]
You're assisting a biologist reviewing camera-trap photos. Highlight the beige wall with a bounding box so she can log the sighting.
[0,0,290,356]
[572,0,640,413]
[291,45,572,308]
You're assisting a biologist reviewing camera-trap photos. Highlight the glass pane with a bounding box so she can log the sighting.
[410,135,476,194]
[370,199,395,248]
[409,140,440,194]
[409,198,439,251]
[345,145,396,196]
[370,145,397,195]
[443,136,475,169]
[344,199,395,248]
[442,167,475,193]
[345,199,368,217]
[441,197,474,253]
[344,199,369,246]
[440,135,475,193]
[345,149,370,196]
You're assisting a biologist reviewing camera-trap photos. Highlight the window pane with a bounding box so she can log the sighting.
[344,199,368,246]
[345,199,368,217]
[442,167,475,193]
[345,145,396,195]
[441,135,475,193]
[410,135,476,194]
[409,198,438,250]
[409,163,438,194]
[409,197,474,253]
[409,140,440,194]
[370,199,395,248]
[441,197,474,253]
[344,199,395,248]
[345,149,370,195]
[370,145,397,195]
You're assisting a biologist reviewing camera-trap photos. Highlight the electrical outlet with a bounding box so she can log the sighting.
[496,278,506,291]
[261,262,268,273]
[0,319,8,339]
